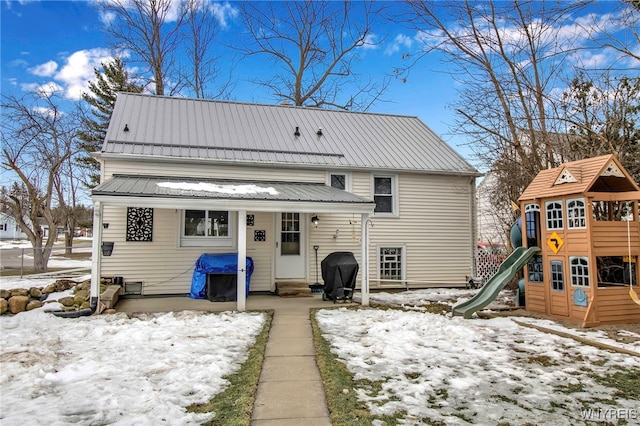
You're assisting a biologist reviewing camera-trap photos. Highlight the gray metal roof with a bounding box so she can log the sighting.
[103,93,479,175]
[93,175,374,205]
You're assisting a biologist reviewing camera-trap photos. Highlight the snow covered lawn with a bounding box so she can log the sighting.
[1,309,266,425]
[316,294,640,425]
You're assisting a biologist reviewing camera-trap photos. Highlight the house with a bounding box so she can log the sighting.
[89,93,480,310]
[0,211,28,240]
[518,154,640,326]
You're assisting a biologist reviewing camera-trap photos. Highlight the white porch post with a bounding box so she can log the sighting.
[90,201,103,306]
[360,213,370,306]
[237,210,247,311]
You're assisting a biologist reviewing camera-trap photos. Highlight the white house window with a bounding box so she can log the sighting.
[570,256,590,287]
[545,201,564,230]
[331,174,346,190]
[374,176,395,214]
[567,198,586,229]
[379,246,404,281]
[181,210,233,247]
[327,172,351,191]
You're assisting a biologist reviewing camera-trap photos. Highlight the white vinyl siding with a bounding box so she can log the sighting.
[100,168,475,294]
[100,207,274,295]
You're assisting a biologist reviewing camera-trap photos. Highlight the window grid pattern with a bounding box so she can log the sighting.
[330,174,346,190]
[550,260,564,291]
[567,198,586,229]
[380,247,402,280]
[570,257,590,287]
[545,201,564,230]
[528,255,544,282]
[280,213,300,255]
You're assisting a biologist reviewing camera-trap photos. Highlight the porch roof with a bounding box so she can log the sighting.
[92,174,375,214]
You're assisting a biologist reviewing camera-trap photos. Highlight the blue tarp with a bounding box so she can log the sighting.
[189,253,254,299]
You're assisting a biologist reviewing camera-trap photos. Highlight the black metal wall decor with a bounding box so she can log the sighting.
[254,230,266,242]
[126,207,153,241]
[246,215,255,226]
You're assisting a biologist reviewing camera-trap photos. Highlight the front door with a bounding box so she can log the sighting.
[275,212,306,279]
[549,259,569,316]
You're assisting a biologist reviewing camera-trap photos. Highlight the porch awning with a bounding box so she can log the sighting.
[92,174,375,214]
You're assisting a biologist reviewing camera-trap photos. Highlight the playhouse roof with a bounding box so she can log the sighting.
[519,154,640,201]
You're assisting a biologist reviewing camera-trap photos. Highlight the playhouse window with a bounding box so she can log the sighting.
[373,176,396,215]
[528,255,543,282]
[550,260,564,291]
[567,198,586,229]
[596,256,637,287]
[379,246,405,282]
[570,257,590,287]
[180,210,234,247]
[545,201,563,230]
[592,200,635,221]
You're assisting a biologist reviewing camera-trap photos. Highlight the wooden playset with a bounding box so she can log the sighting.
[518,154,640,327]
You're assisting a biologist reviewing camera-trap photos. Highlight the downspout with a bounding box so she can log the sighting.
[51,201,103,318]
[361,213,371,306]
[470,177,478,278]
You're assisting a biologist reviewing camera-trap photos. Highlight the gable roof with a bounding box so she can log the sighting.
[519,154,640,201]
[102,93,479,176]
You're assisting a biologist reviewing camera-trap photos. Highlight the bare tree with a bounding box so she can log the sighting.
[1,89,81,271]
[237,1,388,110]
[560,73,640,182]
[97,0,190,96]
[579,0,640,66]
[183,0,234,99]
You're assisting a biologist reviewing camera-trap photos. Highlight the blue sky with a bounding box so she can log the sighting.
[1,1,638,167]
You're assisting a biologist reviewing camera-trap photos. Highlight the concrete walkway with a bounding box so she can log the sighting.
[117,295,341,425]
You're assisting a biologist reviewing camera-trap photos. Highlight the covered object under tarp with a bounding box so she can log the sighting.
[189,253,254,300]
[321,251,359,302]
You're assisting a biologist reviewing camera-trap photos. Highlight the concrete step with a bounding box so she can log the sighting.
[275,281,311,296]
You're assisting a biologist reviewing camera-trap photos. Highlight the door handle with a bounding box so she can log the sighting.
[276,241,278,248]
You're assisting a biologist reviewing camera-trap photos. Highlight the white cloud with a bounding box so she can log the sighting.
[54,48,114,101]
[210,1,238,28]
[29,60,59,77]
[385,33,414,56]
[362,33,379,50]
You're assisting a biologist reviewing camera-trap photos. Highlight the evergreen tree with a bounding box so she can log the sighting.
[77,57,143,188]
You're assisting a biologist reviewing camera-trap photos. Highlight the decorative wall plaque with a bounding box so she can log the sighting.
[254,230,266,242]
[246,215,255,226]
[126,207,153,241]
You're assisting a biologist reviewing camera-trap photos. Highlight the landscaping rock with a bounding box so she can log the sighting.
[29,287,43,299]
[26,300,43,311]
[58,296,75,307]
[0,299,7,314]
[104,309,117,315]
[0,289,9,299]
[8,295,29,314]
[43,283,56,294]
[10,288,29,298]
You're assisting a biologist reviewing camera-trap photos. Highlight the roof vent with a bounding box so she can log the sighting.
[294,126,300,137]
[316,127,323,136]
[123,124,129,132]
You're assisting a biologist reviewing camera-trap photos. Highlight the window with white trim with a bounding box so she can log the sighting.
[180,210,234,247]
[550,260,564,291]
[545,200,564,230]
[567,198,586,229]
[379,246,404,281]
[570,256,590,287]
[374,176,395,214]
